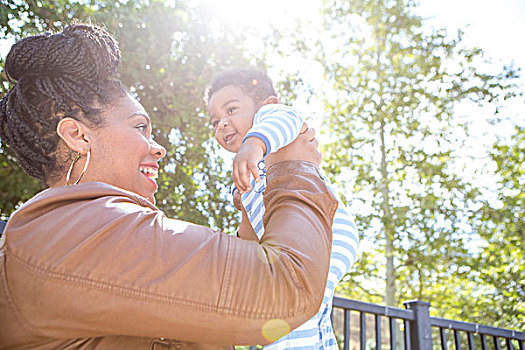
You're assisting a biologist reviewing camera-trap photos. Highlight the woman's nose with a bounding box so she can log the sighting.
[150,139,166,160]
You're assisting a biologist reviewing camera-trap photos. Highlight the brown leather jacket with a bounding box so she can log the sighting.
[0,161,337,349]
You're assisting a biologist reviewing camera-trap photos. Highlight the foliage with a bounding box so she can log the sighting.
[469,126,525,329]
[0,151,42,218]
[92,0,252,230]
[0,0,254,231]
[318,0,520,324]
[0,0,81,214]
[1,0,523,332]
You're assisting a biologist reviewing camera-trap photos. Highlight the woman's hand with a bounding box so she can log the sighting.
[232,188,259,241]
[265,123,321,169]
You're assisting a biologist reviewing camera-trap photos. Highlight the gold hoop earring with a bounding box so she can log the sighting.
[66,149,90,186]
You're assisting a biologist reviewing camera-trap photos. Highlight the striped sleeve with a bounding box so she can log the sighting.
[324,180,359,284]
[243,104,304,156]
[263,176,359,350]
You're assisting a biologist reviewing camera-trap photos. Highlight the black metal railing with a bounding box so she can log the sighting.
[245,297,524,350]
[331,297,525,350]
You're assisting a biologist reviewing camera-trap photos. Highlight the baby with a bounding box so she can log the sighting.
[207,68,359,349]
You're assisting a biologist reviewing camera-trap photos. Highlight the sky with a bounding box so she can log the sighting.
[209,0,525,73]
[416,0,525,147]
[418,0,525,127]
[418,0,525,72]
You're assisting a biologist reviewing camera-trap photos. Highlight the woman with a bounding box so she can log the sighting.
[0,24,337,349]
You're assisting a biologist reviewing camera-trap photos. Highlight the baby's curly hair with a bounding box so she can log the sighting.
[0,24,127,184]
[206,68,277,103]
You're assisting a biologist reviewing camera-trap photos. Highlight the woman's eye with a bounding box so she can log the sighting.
[136,124,148,133]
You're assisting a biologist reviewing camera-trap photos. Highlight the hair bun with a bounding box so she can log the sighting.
[5,24,121,84]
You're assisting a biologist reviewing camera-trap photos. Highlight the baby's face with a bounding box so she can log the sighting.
[207,85,258,153]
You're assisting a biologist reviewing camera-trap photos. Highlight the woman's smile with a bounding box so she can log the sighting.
[139,163,159,189]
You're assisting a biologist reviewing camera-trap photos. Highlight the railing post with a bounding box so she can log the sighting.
[404,300,433,350]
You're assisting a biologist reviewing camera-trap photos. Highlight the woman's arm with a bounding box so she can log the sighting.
[5,131,335,346]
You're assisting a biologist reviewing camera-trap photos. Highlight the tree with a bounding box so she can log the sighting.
[318,0,519,315]
[470,125,525,329]
[1,0,92,215]
[92,0,253,230]
[1,0,254,231]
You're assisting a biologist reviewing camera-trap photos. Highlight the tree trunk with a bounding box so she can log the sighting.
[380,117,396,307]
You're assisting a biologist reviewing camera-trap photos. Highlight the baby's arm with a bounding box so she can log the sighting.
[232,137,266,193]
[330,203,359,283]
[325,181,360,295]
[245,104,305,155]
[233,104,305,193]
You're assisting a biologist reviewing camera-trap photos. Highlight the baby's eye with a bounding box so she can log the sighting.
[227,107,237,115]
[211,120,219,129]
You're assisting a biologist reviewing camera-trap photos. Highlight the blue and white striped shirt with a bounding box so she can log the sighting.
[238,104,360,350]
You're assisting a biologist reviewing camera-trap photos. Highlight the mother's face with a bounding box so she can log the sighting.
[86,94,166,204]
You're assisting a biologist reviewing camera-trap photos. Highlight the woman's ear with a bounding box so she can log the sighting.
[261,95,279,106]
[57,118,91,154]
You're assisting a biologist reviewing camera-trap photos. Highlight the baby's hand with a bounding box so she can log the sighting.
[233,137,266,193]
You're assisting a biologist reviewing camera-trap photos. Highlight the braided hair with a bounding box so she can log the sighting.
[0,24,127,184]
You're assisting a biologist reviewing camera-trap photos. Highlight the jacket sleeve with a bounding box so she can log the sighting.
[5,160,337,346]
